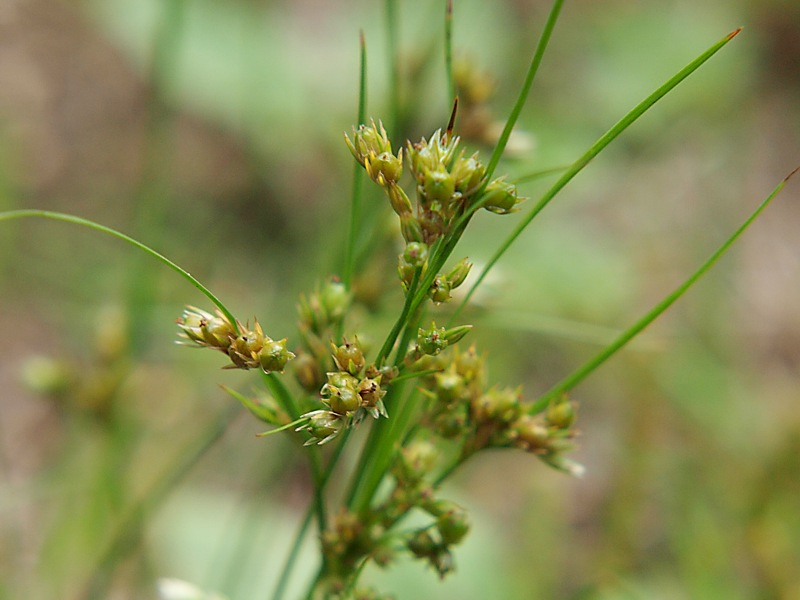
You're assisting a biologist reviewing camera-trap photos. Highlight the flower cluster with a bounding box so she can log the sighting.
[414,344,582,475]
[346,120,523,245]
[346,119,523,307]
[296,338,389,445]
[177,306,294,373]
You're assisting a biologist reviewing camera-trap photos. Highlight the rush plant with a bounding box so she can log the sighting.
[1,1,796,599]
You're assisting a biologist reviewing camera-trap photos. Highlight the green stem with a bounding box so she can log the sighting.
[342,31,368,289]
[79,404,240,600]
[385,0,400,135]
[272,430,351,600]
[375,265,423,365]
[445,0,455,103]
[454,27,743,321]
[532,165,797,412]
[0,210,239,333]
[484,0,564,182]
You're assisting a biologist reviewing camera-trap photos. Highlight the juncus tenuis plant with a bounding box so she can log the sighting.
[2,1,797,598]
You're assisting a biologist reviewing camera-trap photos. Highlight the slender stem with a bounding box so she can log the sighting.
[79,405,240,600]
[261,372,327,531]
[513,163,571,184]
[342,31,368,289]
[453,27,743,322]
[0,210,240,333]
[484,0,564,182]
[532,165,797,412]
[445,0,455,103]
[375,266,422,365]
[273,429,351,600]
[385,0,400,135]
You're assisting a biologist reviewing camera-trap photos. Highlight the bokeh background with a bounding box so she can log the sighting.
[1,0,799,598]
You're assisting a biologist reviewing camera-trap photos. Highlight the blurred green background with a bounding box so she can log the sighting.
[1,0,799,599]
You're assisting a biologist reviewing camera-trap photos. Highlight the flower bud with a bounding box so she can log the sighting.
[451,153,485,197]
[481,178,523,214]
[345,120,393,166]
[258,338,295,373]
[384,181,412,218]
[365,364,399,386]
[417,208,446,243]
[513,414,551,453]
[365,150,403,186]
[407,530,437,559]
[474,386,522,424]
[177,306,235,350]
[454,344,484,386]
[298,410,345,445]
[445,258,472,290]
[293,352,326,392]
[435,506,470,546]
[428,276,452,304]
[400,214,424,244]
[423,167,456,206]
[442,324,472,346]
[358,376,387,418]
[434,408,468,439]
[320,278,351,325]
[434,369,465,405]
[395,439,438,484]
[321,371,361,415]
[417,322,448,356]
[402,242,428,267]
[228,323,267,368]
[545,395,576,430]
[331,338,365,376]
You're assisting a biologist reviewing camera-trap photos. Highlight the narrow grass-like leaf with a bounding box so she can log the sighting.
[342,31,368,288]
[513,163,571,185]
[445,0,455,102]
[80,404,240,600]
[385,0,399,135]
[0,209,239,333]
[484,0,564,182]
[455,27,743,320]
[532,165,798,412]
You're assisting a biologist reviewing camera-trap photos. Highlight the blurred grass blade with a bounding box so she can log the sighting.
[0,209,239,332]
[445,0,455,102]
[342,30,368,287]
[513,163,571,184]
[484,0,564,181]
[385,0,399,134]
[532,165,798,411]
[456,27,743,319]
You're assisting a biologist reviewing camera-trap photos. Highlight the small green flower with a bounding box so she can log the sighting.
[545,395,577,430]
[481,178,524,214]
[177,306,236,350]
[321,371,361,415]
[357,376,388,419]
[423,166,456,206]
[345,119,393,167]
[444,258,472,290]
[434,505,470,546]
[258,338,295,373]
[297,410,346,445]
[365,151,403,186]
[417,322,449,356]
[428,276,452,304]
[451,153,485,198]
[331,338,365,377]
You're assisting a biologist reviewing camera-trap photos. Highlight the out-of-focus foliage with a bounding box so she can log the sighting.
[0,0,798,598]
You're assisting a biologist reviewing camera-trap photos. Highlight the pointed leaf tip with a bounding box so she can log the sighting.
[784,165,800,183]
[727,27,743,40]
